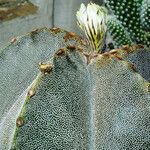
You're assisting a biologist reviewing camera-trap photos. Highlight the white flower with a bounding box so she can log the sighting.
[76,3,108,52]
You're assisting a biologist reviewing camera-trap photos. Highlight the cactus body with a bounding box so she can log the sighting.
[124,48,150,82]
[140,0,150,30]
[0,27,82,121]
[109,45,150,82]
[0,28,149,150]
[0,28,83,150]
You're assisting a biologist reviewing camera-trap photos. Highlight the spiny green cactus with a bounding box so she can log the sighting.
[0,37,149,149]
[106,17,133,46]
[105,0,150,48]
[140,0,150,30]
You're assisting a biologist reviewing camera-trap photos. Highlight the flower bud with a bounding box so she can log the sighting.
[76,3,108,52]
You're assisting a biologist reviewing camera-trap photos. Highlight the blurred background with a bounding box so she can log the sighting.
[0,0,103,48]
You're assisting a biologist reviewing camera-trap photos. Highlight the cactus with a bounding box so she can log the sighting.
[0,27,83,121]
[105,0,150,48]
[0,2,150,150]
[0,31,149,149]
[104,0,150,82]
[109,44,150,82]
[123,46,150,82]
[140,0,150,30]
[0,27,83,150]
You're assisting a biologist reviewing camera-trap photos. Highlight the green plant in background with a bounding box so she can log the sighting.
[140,0,150,31]
[0,2,150,150]
[105,0,150,48]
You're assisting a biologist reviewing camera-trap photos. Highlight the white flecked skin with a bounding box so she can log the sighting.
[11,49,150,149]
[0,28,82,150]
[140,0,150,31]
[124,48,150,82]
[0,28,149,150]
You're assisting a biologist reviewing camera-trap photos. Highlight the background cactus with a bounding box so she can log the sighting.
[123,47,150,82]
[105,0,150,48]
[0,28,149,149]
